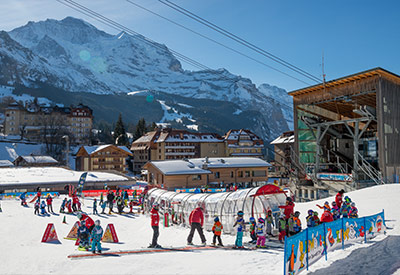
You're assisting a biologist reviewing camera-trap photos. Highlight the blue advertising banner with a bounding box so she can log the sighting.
[284,211,386,275]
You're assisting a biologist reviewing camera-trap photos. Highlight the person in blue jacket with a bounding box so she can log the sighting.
[306,210,315,228]
[77,220,90,250]
[233,210,246,248]
[19,192,27,206]
[40,201,47,215]
[90,220,104,254]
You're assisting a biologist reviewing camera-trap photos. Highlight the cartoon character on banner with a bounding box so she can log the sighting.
[345,222,357,240]
[298,241,306,269]
[288,244,296,273]
[376,216,384,232]
[327,228,335,246]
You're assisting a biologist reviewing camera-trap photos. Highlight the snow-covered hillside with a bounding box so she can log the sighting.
[0,184,398,275]
[0,17,290,140]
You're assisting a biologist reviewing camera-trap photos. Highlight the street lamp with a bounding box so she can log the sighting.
[62,135,69,168]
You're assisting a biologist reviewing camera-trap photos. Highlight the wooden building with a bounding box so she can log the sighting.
[75,145,133,173]
[270,131,295,177]
[143,157,271,190]
[289,67,400,200]
[224,129,264,157]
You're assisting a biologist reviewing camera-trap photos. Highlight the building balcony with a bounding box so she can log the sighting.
[165,145,195,149]
[165,152,196,156]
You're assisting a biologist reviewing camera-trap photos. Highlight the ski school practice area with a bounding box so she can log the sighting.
[0,184,399,275]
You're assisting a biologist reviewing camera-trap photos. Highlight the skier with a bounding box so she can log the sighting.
[129,200,134,213]
[306,210,315,228]
[20,192,27,206]
[93,198,98,215]
[349,202,358,218]
[265,209,275,236]
[117,197,124,214]
[292,211,302,234]
[100,200,107,214]
[107,191,115,214]
[90,220,103,254]
[331,201,340,213]
[313,211,321,225]
[256,217,266,248]
[335,189,345,209]
[99,192,104,205]
[211,216,223,246]
[123,190,129,206]
[340,200,351,218]
[332,208,340,220]
[279,197,295,220]
[40,201,47,215]
[320,208,334,223]
[249,217,257,244]
[187,204,206,246]
[60,198,67,213]
[278,214,287,243]
[77,212,95,232]
[67,199,73,213]
[72,195,79,212]
[233,210,245,249]
[46,195,54,213]
[34,200,40,215]
[288,213,295,236]
[149,202,161,248]
[77,220,90,250]
[316,201,331,212]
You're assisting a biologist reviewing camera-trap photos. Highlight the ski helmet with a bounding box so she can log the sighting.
[313,211,319,216]
[351,202,356,207]
[286,197,293,202]
[214,216,219,222]
[249,217,256,223]
[332,201,337,206]
[77,212,82,219]
[153,202,159,208]
[95,220,101,226]
[258,218,265,223]
[81,220,86,225]
[294,211,300,217]
[237,210,244,216]
[308,209,313,215]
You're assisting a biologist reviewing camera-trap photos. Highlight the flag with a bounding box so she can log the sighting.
[77,172,88,197]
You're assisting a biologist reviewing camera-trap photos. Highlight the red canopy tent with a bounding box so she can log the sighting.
[250,184,286,217]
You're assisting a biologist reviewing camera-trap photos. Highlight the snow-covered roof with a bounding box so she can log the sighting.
[17,155,58,164]
[0,167,129,186]
[148,157,271,175]
[0,160,13,167]
[82,145,132,155]
[270,134,295,145]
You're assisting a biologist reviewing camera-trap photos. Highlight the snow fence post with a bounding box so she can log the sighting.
[323,222,328,261]
[341,217,344,250]
[306,228,309,271]
[283,235,287,275]
[363,217,367,243]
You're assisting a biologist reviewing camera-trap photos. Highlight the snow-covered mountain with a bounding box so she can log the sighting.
[258,83,293,130]
[0,17,291,140]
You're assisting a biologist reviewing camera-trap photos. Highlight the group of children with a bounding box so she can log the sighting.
[33,194,55,216]
[76,214,104,254]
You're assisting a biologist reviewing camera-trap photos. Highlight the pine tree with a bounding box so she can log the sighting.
[148,122,158,131]
[113,114,128,146]
[133,118,147,141]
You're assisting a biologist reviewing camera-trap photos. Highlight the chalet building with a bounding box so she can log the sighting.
[130,128,225,174]
[289,67,400,201]
[0,160,14,168]
[143,157,271,190]
[3,103,93,144]
[75,145,133,173]
[13,155,58,167]
[224,129,264,158]
[270,131,295,177]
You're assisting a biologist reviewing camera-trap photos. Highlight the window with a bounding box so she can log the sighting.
[192,175,201,180]
[252,170,266,177]
[310,190,315,199]
[214,172,220,179]
[238,171,243,177]
[245,171,250,177]
[230,171,234,178]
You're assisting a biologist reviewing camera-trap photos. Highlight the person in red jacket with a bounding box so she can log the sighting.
[77,212,95,232]
[279,197,295,220]
[187,205,206,245]
[335,189,345,209]
[320,209,334,223]
[149,202,161,248]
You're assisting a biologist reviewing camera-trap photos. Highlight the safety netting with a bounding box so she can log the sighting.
[145,185,287,234]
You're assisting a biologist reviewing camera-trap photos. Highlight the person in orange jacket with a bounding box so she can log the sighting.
[212,216,223,246]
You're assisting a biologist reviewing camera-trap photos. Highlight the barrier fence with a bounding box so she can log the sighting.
[284,210,386,275]
[0,191,60,200]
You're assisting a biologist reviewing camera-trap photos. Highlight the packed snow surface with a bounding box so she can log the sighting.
[0,184,399,275]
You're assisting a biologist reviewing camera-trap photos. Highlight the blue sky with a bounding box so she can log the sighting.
[0,0,399,91]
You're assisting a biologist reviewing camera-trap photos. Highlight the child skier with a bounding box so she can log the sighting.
[20,192,27,206]
[93,198,98,215]
[256,217,267,248]
[99,192,104,205]
[265,209,275,236]
[340,201,351,218]
[233,211,245,248]
[306,210,315,228]
[293,211,302,234]
[40,200,47,215]
[77,220,90,250]
[60,198,67,213]
[332,208,340,220]
[100,201,107,214]
[90,220,103,254]
[249,217,257,244]
[288,213,295,236]
[34,200,40,215]
[67,199,73,213]
[278,214,286,243]
[313,211,320,225]
[129,200,134,213]
[46,195,54,213]
[349,202,358,218]
[211,217,223,246]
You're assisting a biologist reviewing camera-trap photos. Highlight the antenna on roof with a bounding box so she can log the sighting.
[322,51,326,85]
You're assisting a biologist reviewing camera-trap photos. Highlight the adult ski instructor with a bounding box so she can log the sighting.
[148,202,161,248]
[187,204,207,245]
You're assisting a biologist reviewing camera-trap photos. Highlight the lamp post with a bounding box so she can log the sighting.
[62,135,69,168]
